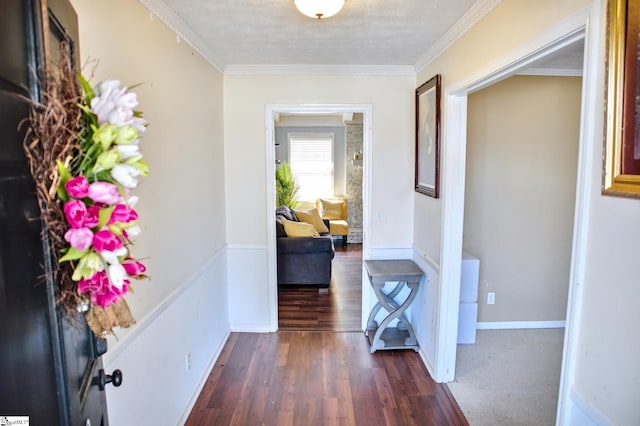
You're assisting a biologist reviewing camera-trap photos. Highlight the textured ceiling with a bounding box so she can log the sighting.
[158,0,479,68]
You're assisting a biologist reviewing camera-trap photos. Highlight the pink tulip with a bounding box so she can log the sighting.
[65,176,89,198]
[122,258,146,276]
[92,229,123,252]
[84,205,100,229]
[109,204,138,225]
[63,199,88,229]
[94,279,129,308]
[78,271,108,296]
[95,279,128,307]
[88,182,123,204]
[64,227,93,251]
[78,271,128,308]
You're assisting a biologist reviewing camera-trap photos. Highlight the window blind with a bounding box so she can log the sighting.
[289,135,334,201]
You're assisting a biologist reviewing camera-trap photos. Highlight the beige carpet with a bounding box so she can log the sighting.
[447,328,565,426]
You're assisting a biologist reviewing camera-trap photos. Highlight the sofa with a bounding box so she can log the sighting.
[275,206,335,287]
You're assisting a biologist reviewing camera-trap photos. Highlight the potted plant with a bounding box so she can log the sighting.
[276,162,300,209]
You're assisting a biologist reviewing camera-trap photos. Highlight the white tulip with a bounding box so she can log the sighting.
[111,164,141,189]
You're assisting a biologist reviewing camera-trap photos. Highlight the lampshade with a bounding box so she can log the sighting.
[294,0,345,19]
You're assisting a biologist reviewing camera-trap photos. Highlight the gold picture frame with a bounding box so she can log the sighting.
[603,0,640,197]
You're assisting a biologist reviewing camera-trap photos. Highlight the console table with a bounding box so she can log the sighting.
[364,259,424,353]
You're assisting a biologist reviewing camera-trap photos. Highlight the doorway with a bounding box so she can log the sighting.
[274,112,364,331]
[265,104,372,332]
[450,69,583,423]
[436,9,599,422]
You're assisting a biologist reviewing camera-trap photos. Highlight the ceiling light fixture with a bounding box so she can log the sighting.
[294,0,345,20]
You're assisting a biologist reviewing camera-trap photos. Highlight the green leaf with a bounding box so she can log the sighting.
[275,162,300,209]
[56,160,72,201]
[78,73,95,104]
[107,223,124,239]
[98,206,115,229]
[59,247,88,263]
[80,142,104,176]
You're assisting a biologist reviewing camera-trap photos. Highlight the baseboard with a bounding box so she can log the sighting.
[229,323,273,333]
[178,329,231,424]
[476,320,566,330]
[418,345,438,382]
[568,387,615,426]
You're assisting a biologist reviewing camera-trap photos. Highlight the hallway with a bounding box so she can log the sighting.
[184,331,468,425]
[186,245,468,425]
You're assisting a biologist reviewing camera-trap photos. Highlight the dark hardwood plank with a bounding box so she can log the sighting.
[278,244,363,331]
[185,332,468,426]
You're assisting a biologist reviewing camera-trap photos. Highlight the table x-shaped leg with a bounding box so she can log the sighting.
[368,280,420,351]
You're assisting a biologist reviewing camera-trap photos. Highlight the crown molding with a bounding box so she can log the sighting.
[138,0,499,77]
[224,64,416,76]
[517,67,583,77]
[414,0,503,73]
[136,0,224,72]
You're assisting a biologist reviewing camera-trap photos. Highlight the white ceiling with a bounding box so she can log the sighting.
[145,0,481,70]
[141,0,584,75]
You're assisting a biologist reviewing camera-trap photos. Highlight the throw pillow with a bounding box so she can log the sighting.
[319,198,343,220]
[281,218,319,237]
[275,217,286,237]
[294,208,329,234]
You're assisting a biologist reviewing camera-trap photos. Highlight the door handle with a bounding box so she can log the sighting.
[98,369,123,390]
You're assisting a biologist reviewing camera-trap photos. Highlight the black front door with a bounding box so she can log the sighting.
[0,1,112,424]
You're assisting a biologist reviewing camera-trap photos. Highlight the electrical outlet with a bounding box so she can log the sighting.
[185,352,192,372]
[487,292,495,305]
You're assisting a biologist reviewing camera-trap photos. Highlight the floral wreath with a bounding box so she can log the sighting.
[24,49,148,336]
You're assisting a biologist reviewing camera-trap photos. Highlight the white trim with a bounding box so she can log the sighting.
[435,93,468,383]
[226,243,268,251]
[476,321,566,330]
[517,68,583,77]
[557,3,599,424]
[418,345,437,380]
[414,0,503,73]
[104,246,226,362]
[568,387,616,426]
[412,247,440,273]
[225,64,415,76]
[136,0,223,71]
[265,109,279,332]
[229,323,274,333]
[449,7,591,95]
[266,104,373,332]
[368,246,414,260]
[178,329,231,424]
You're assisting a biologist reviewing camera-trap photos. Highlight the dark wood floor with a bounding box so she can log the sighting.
[185,331,468,426]
[185,244,468,425]
[278,244,363,331]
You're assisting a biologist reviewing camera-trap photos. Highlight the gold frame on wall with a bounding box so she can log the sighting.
[603,0,640,197]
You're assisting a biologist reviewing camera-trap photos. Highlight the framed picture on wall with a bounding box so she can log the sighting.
[415,74,442,198]
[603,0,640,198]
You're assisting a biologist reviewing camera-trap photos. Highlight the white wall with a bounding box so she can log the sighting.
[224,74,415,329]
[71,0,229,423]
[413,0,640,423]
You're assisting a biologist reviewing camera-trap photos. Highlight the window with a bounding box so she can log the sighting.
[289,134,334,201]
